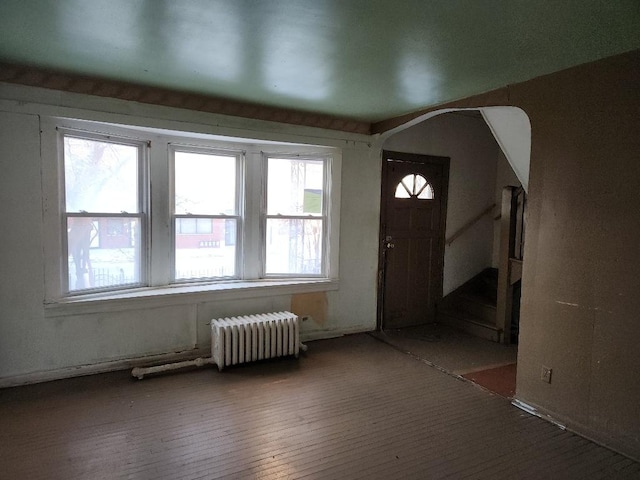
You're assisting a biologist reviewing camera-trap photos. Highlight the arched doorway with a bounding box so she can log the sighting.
[375,107,531,398]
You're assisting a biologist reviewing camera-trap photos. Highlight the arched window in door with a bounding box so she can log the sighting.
[394,174,434,199]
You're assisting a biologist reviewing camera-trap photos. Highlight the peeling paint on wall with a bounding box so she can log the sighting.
[291,292,328,325]
[556,301,580,307]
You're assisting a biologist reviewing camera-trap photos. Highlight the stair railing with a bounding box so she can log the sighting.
[445,203,496,246]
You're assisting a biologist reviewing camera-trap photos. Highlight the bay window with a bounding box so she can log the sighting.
[49,118,339,300]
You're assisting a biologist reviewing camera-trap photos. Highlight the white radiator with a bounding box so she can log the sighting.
[211,311,300,371]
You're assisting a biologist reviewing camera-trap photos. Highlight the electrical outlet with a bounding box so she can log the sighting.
[541,366,552,384]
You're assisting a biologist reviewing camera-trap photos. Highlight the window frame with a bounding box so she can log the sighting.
[59,128,149,295]
[169,144,244,283]
[262,153,331,278]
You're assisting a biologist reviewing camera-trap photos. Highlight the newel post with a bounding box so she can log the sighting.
[496,186,517,344]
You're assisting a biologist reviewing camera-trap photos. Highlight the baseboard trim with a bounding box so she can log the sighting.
[512,397,640,463]
[0,327,374,388]
[0,347,210,388]
[302,325,373,342]
[511,398,567,430]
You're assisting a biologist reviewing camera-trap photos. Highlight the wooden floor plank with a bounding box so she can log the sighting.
[1,333,638,479]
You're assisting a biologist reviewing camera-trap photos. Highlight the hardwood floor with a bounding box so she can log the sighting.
[372,324,518,375]
[1,334,638,479]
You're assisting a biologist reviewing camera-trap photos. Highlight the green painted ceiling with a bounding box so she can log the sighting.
[0,0,638,123]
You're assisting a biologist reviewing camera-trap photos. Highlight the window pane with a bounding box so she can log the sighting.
[175,218,236,280]
[417,184,434,199]
[267,158,324,215]
[395,174,434,199]
[196,218,213,234]
[395,182,411,198]
[67,216,141,292]
[265,218,323,274]
[401,175,414,195]
[64,137,138,213]
[177,217,197,234]
[174,151,236,215]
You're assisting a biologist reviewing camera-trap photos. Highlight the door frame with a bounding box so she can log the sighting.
[377,150,450,330]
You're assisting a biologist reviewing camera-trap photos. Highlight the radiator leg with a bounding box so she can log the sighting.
[131,357,215,380]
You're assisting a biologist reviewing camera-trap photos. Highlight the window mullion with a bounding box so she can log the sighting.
[242,150,263,280]
[149,139,171,286]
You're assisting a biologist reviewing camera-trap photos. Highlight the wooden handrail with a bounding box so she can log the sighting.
[445,203,496,246]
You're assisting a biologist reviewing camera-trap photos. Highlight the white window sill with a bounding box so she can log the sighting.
[44,279,339,317]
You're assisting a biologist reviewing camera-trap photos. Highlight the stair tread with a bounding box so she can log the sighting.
[438,308,499,330]
[437,311,502,342]
[438,268,501,342]
[457,292,497,309]
[440,299,496,322]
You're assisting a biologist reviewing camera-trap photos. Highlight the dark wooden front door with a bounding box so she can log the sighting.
[379,151,449,329]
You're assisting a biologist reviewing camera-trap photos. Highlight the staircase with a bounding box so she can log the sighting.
[437,268,502,342]
[437,186,525,345]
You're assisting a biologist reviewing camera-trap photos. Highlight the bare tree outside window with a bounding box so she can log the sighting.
[265,157,325,275]
[63,135,143,292]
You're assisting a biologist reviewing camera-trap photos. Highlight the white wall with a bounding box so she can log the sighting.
[0,111,48,377]
[382,112,500,295]
[0,83,381,385]
[481,107,531,191]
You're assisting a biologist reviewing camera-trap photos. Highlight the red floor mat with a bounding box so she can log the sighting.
[462,363,517,398]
